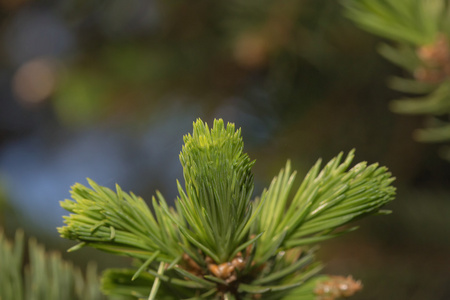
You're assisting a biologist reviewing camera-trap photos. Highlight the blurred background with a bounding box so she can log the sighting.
[0,0,449,299]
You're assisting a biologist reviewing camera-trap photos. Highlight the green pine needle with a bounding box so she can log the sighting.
[342,0,450,154]
[58,180,182,262]
[0,229,113,300]
[342,0,441,45]
[58,118,396,300]
[254,150,395,258]
[178,118,256,262]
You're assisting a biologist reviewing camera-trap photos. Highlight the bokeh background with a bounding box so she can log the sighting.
[0,0,449,299]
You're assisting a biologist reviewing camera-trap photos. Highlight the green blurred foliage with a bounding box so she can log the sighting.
[48,0,395,126]
[343,0,450,157]
[0,230,130,300]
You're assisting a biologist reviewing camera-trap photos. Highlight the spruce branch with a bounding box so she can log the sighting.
[59,118,395,299]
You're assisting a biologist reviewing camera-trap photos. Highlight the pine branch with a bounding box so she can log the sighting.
[342,0,450,157]
[254,150,395,260]
[0,229,113,300]
[342,0,441,45]
[59,118,395,299]
[58,180,182,262]
[178,118,257,262]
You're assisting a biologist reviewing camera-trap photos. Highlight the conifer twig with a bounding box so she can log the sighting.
[59,118,395,299]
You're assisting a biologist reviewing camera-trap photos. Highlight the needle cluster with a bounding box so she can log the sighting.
[58,118,395,300]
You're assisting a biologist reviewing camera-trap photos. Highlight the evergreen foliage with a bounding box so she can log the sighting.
[58,118,395,300]
[342,0,450,158]
[0,229,115,300]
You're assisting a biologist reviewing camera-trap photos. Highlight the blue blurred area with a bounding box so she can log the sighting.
[0,103,200,231]
[3,7,74,66]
